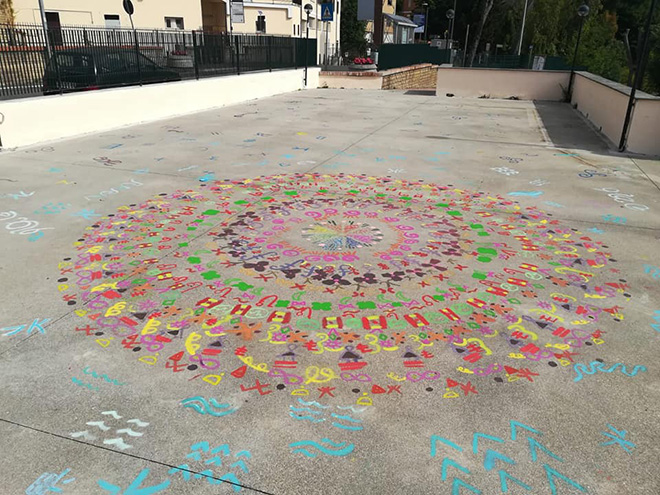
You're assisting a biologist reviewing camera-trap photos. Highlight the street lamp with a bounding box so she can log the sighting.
[304,3,313,87]
[422,2,429,42]
[567,4,589,101]
[450,0,457,41]
[446,9,455,44]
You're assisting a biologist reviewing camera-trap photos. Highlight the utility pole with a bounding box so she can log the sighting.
[516,0,528,56]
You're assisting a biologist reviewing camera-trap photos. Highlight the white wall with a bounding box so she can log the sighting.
[571,72,660,156]
[0,68,320,149]
[436,67,570,101]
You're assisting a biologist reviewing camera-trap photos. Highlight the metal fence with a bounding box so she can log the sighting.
[0,23,317,100]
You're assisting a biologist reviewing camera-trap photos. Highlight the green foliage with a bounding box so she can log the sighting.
[340,0,367,57]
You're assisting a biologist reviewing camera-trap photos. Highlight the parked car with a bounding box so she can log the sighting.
[43,48,181,95]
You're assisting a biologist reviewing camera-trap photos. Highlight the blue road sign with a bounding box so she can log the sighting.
[321,3,334,21]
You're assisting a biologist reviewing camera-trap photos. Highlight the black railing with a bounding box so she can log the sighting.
[0,23,317,100]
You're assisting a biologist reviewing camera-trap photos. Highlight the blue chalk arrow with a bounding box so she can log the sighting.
[431,435,463,457]
[510,421,542,441]
[528,437,563,463]
[452,478,481,495]
[472,433,505,454]
[483,449,516,471]
[543,464,587,495]
[441,458,471,481]
[499,470,532,493]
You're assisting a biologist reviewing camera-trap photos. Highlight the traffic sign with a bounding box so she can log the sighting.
[122,0,134,16]
[321,3,334,21]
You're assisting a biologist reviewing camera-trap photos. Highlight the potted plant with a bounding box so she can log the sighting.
[167,49,194,69]
[348,56,377,71]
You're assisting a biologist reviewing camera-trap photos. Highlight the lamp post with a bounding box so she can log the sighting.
[450,0,457,41]
[446,9,455,45]
[567,4,589,101]
[619,0,658,151]
[304,3,312,87]
[422,2,429,42]
[37,0,52,60]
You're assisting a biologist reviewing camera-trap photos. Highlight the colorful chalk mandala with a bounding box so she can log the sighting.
[57,173,631,399]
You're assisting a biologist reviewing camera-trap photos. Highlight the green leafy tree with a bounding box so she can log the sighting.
[341,0,367,57]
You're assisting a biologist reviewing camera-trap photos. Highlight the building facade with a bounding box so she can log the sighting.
[10,0,339,62]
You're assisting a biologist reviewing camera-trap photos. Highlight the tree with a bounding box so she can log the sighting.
[467,0,495,66]
[340,0,367,57]
[0,0,16,25]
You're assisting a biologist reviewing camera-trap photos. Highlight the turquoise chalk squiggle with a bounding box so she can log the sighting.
[82,367,127,385]
[71,377,99,391]
[289,438,355,457]
[573,361,647,382]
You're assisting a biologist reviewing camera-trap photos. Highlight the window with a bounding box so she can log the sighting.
[337,1,340,15]
[256,15,266,33]
[104,14,121,29]
[165,17,185,29]
[293,24,296,35]
[387,0,392,5]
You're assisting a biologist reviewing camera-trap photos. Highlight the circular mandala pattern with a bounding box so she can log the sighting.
[302,221,383,250]
[57,173,630,399]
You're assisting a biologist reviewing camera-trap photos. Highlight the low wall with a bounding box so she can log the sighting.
[319,63,437,90]
[572,72,660,156]
[381,64,438,90]
[436,67,570,101]
[319,70,383,90]
[0,68,320,149]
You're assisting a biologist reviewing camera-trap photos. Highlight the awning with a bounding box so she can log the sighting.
[383,13,418,28]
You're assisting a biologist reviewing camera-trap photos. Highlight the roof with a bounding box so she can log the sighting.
[383,13,418,28]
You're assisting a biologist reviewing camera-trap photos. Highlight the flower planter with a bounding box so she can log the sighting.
[167,54,194,69]
[348,63,377,71]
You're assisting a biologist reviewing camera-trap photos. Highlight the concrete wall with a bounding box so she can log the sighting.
[14,0,204,30]
[436,68,570,101]
[0,68,320,149]
[571,72,660,156]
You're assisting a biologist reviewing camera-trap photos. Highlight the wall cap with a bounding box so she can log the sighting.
[576,71,660,101]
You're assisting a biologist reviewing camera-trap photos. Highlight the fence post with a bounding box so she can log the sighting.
[236,36,241,75]
[133,29,143,86]
[268,36,272,72]
[192,31,200,80]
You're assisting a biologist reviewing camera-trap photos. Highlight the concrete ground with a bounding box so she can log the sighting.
[1,89,659,495]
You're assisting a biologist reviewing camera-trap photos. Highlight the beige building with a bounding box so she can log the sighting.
[230,0,341,62]
[10,0,339,62]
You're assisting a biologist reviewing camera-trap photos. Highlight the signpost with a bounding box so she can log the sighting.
[231,0,245,24]
[321,3,334,21]
[122,0,142,86]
